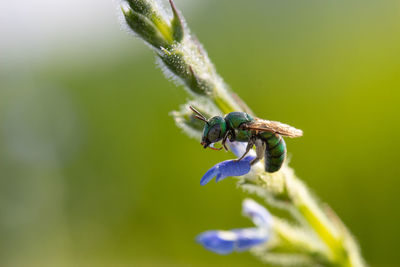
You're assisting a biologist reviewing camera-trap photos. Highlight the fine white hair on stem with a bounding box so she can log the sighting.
[170,110,201,139]
[156,56,185,88]
[117,1,132,34]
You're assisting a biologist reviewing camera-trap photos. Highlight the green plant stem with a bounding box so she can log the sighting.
[121,1,365,266]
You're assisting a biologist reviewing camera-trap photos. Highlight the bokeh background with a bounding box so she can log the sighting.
[1,0,399,266]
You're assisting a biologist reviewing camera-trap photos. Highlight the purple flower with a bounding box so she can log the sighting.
[196,199,272,254]
[200,141,257,186]
[196,228,268,254]
[200,155,255,185]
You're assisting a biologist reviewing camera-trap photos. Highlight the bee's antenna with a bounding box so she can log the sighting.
[194,115,208,124]
[189,106,208,124]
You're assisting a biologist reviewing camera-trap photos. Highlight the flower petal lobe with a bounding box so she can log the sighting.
[200,156,255,185]
[242,199,272,229]
[196,228,268,255]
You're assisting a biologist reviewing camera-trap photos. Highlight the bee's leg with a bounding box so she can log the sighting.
[234,138,255,162]
[221,133,230,151]
[250,139,266,165]
[228,130,236,142]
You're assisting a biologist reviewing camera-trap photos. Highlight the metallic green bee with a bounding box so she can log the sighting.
[190,106,303,173]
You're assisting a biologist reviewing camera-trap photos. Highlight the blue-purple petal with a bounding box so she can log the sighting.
[232,228,269,251]
[196,231,235,254]
[227,141,257,158]
[242,199,272,229]
[196,228,268,255]
[200,156,256,186]
[200,165,220,186]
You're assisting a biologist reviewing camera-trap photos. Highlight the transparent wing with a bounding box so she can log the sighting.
[243,118,303,138]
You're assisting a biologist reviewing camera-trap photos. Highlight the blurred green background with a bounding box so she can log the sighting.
[0,0,399,266]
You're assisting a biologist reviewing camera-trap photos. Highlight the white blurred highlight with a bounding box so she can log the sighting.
[0,0,201,67]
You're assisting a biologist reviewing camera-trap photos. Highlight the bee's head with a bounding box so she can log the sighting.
[201,116,227,148]
[189,106,227,149]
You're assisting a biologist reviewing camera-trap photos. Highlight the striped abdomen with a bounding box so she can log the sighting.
[260,132,286,173]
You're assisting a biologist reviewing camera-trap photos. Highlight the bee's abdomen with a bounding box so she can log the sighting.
[261,133,286,173]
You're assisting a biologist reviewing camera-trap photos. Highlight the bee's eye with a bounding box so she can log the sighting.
[208,124,221,142]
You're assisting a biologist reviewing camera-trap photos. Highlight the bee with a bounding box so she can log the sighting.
[190,106,303,173]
